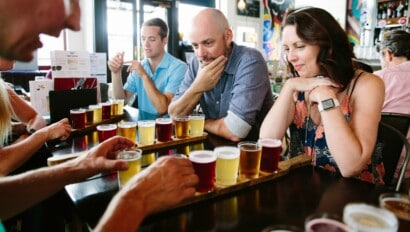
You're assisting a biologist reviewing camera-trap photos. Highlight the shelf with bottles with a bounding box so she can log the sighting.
[377,0,409,27]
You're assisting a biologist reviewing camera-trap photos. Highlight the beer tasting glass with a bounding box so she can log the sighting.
[138,120,156,145]
[116,99,125,115]
[110,99,118,116]
[89,104,102,123]
[173,116,190,139]
[85,107,94,125]
[155,118,173,142]
[97,124,117,143]
[101,101,111,120]
[117,149,142,188]
[343,203,398,232]
[117,121,137,142]
[258,138,282,173]
[70,108,86,129]
[189,114,205,136]
[238,141,262,179]
[305,213,351,232]
[189,150,217,192]
[214,146,240,186]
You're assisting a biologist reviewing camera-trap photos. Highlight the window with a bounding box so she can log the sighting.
[37,33,66,67]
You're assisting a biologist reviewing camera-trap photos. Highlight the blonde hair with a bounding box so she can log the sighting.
[0,79,12,146]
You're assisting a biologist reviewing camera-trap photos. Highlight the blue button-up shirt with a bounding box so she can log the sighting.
[173,42,274,140]
[124,52,187,120]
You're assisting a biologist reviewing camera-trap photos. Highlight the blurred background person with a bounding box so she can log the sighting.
[374,30,410,178]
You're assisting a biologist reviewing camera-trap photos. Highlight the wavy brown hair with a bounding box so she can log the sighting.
[282,7,355,91]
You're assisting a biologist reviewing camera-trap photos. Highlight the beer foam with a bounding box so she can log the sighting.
[259,138,282,147]
[214,146,240,159]
[189,150,216,163]
[138,120,155,127]
[155,118,172,124]
[97,124,117,131]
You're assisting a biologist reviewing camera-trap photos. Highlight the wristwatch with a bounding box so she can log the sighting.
[26,127,36,135]
[318,98,340,112]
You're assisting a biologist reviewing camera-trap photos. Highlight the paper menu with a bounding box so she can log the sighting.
[50,50,91,78]
[29,79,53,116]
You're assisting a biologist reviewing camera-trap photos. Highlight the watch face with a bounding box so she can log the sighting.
[322,99,335,109]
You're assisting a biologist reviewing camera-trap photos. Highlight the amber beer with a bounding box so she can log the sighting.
[117,121,137,142]
[85,107,94,125]
[174,116,190,139]
[238,141,262,179]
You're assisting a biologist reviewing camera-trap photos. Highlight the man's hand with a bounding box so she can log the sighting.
[108,52,125,74]
[192,55,227,92]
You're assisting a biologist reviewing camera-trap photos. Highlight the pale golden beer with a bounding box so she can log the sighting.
[117,149,142,188]
[174,116,190,139]
[117,121,137,142]
[189,114,205,136]
[89,104,102,123]
[215,146,240,186]
[238,141,262,179]
[141,152,156,167]
[138,120,155,145]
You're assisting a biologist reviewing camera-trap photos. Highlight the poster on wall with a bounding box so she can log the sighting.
[262,0,294,61]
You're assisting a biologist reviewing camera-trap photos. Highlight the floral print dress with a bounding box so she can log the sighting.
[288,75,385,185]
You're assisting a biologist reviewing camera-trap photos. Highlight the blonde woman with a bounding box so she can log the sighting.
[0,59,71,176]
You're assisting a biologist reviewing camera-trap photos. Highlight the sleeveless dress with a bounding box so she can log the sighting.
[288,72,385,185]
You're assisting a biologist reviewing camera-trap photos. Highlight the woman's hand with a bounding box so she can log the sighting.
[287,76,339,93]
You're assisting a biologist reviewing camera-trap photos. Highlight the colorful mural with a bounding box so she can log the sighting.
[346,0,364,45]
[262,0,294,60]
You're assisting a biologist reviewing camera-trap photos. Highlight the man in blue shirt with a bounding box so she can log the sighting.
[109,18,187,120]
[169,8,274,142]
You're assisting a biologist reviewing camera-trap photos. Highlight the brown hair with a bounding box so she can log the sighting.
[282,7,355,91]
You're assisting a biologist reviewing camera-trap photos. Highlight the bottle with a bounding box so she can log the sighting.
[396,1,403,18]
[378,4,383,19]
[382,3,387,19]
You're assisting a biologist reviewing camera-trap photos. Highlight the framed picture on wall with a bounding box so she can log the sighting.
[237,0,260,18]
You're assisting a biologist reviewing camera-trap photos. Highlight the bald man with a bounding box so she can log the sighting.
[169,8,274,142]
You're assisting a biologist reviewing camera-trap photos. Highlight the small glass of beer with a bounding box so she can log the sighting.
[117,149,142,188]
[96,124,117,143]
[258,138,282,173]
[238,141,262,179]
[117,121,137,142]
[173,116,190,139]
[189,114,205,136]
[137,120,155,145]
[214,146,240,186]
[155,118,173,142]
[189,150,217,192]
[70,108,86,129]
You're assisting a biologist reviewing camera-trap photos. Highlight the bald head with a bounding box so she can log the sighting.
[192,8,230,34]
